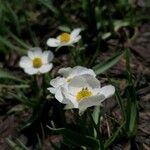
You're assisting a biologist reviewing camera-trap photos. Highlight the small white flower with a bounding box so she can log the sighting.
[47,66,96,103]
[59,75,115,113]
[46,28,81,48]
[19,47,54,75]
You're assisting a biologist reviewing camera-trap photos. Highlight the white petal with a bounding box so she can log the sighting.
[69,36,81,45]
[47,87,56,94]
[58,67,72,78]
[54,86,74,104]
[28,47,43,59]
[55,87,64,103]
[57,43,71,47]
[24,67,38,75]
[79,95,105,109]
[62,87,78,108]
[50,77,66,88]
[71,28,81,39]
[42,50,54,63]
[81,74,100,90]
[99,85,115,98]
[39,64,53,73]
[73,35,81,43]
[28,51,35,59]
[19,56,32,68]
[46,38,60,47]
[69,66,96,78]
[68,76,89,95]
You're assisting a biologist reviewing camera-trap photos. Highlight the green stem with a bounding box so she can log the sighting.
[87,110,104,150]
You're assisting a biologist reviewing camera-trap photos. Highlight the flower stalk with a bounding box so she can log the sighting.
[125,49,138,138]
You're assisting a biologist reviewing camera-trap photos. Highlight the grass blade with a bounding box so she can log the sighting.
[0,36,26,54]
[104,122,125,149]
[0,70,26,83]
[47,126,100,149]
[93,51,124,75]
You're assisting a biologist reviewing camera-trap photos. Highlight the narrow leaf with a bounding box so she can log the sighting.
[115,88,126,120]
[8,92,35,107]
[38,0,59,15]
[0,70,25,83]
[0,84,29,89]
[5,2,21,34]
[47,126,100,149]
[8,31,31,49]
[93,51,124,75]
[0,36,26,54]
[104,122,125,149]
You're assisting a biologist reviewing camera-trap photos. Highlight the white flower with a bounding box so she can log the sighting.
[47,66,96,103]
[48,66,115,114]
[46,28,81,48]
[19,47,54,75]
[59,75,115,113]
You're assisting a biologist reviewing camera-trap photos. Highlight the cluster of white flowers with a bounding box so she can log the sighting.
[19,28,81,75]
[19,28,115,113]
[48,66,115,113]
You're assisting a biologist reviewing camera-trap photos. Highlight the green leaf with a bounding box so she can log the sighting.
[115,88,126,120]
[38,0,59,15]
[129,101,138,134]
[104,122,125,149]
[7,104,27,114]
[5,2,21,34]
[6,138,20,150]
[0,84,29,89]
[92,106,101,125]
[114,20,129,32]
[101,32,112,40]
[58,26,71,32]
[0,70,25,83]
[8,92,35,107]
[125,49,138,138]
[47,127,100,149]
[125,85,138,138]
[8,31,31,49]
[0,36,26,54]
[93,52,124,75]
[6,138,29,150]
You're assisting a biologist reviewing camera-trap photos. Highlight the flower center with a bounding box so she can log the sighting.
[67,78,72,83]
[76,87,92,102]
[32,57,43,68]
[60,33,70,43]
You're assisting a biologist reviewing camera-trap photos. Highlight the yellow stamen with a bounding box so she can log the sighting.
[67,78,72,83]
[32,57,43,68]
[60,33,70,43]
[76,87,92,102]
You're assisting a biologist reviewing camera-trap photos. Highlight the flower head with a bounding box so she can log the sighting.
[46,28,81,48]
[47,66,96,103]
[48,66,115,114]
[19,47,54,75]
